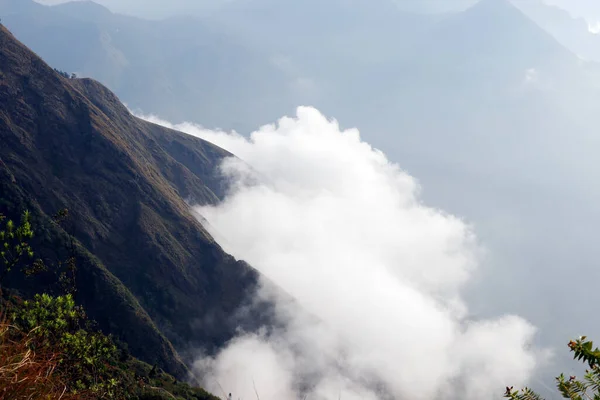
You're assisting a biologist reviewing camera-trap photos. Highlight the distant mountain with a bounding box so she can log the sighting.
[416,0,575,71]
[0,0,452,132]
[392,0,476,13]
[512,0,600,62]
[208,0,439,65]
[0,0,301,132]
[0,24,270,379]
[49,0,477,19]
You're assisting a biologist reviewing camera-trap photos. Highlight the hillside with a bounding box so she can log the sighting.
[0,24,268,379]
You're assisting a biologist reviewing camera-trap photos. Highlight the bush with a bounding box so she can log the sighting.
[11,293,122,397]
[53,68,72,79]
[0,209,219,399]
[0,314,90,399]
[0,211,34,285]
[506,336,600,400]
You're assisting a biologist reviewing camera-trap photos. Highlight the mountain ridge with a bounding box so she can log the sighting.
[0,0,298,132]
[0,23,269,379]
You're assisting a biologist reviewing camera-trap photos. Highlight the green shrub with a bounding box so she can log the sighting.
[0,209,219,399]
[0,211,35,284]
[506,337,600,400]
[11,293,122,397]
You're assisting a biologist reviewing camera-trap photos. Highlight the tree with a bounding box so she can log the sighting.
[0,211,43,287]
[53,68,72,79]
[506,337,600,400]
[0,208,78,295]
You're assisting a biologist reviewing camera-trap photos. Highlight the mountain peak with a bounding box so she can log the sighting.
[476,0,513,6]
[412,0,575,77]
[467,0,526,18]
[53,0,113,17]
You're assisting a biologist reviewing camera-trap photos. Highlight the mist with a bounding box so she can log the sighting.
[141,109,546,400]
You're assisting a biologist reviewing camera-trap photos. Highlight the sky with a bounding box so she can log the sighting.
[33,0,600,21]
[544,0,600,19]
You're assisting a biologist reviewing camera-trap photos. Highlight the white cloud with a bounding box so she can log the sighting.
[588,21,600,34]
[525,68,539,83]
[140,107,546,400]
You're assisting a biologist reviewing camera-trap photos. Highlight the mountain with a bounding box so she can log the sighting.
[0,24,270,379]
[30,0,476,19]
[208,0,439,66]
[0,0,449,133]
[0,0,299,132]
[393,0,476,14]
[513,0,600,62]
[305,0,599,149]
[359,0,600,228]
[414,0,576,72]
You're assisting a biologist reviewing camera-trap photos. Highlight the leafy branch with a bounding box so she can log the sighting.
[506,337,600,400]
[0,211,43,287]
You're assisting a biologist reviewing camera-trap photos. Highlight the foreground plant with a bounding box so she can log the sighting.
[0,211,35,285]
[10,293,122,397]
[0,208,218,399]
[506,336,600,400]
[0,314,89,399]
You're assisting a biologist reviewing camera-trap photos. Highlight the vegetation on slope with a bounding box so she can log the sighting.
[0,210,220,399]
[0,293,219,399]
[0,23,269,378]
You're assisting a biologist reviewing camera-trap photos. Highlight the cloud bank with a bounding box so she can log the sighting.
[141,107,544,400]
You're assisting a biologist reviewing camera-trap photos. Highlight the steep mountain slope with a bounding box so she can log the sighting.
[0,24,266,378]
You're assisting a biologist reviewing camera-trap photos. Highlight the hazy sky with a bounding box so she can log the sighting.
[33,0,600,21]
[545,0,600,19]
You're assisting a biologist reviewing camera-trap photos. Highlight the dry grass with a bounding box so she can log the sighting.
[0,316,86,400]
